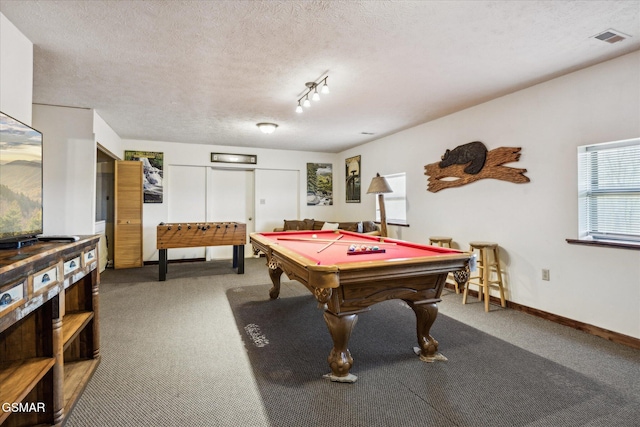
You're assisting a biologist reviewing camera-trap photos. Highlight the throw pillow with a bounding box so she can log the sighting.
[362,221,378,233]
[321,222,339,230]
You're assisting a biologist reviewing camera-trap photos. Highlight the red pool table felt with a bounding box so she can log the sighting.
[258,230,460,265]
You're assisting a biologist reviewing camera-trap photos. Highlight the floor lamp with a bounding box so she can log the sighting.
[367,173,393,237]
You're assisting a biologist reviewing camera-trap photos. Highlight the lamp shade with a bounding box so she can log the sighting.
[367,173,393,194]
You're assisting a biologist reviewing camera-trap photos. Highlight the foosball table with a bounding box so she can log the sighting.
[156,222,246,281]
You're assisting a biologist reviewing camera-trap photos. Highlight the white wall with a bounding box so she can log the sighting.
[33,105,97,235]
[0,13,32,124]
[339,51,640,339]
[120,138,337,261]
[94,111,123,156]
[254,169,299,232]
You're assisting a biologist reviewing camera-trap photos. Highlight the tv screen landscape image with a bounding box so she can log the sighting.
[0,112,43,246]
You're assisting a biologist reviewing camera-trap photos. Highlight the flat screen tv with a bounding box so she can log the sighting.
[0,111,43,249]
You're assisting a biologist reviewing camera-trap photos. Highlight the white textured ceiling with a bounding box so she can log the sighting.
[1,1,639,153]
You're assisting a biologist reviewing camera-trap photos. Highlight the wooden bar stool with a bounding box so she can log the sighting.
[429,236,453,247]
[429,236,459,293]
[462,241,506,312]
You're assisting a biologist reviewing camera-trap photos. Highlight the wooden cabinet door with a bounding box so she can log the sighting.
[114,161,143,269]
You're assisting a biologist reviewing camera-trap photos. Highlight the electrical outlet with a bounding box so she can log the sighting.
[542,269,550,281]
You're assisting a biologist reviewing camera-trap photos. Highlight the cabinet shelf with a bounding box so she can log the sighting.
[63,358,100,414]
[0,357,56,424]
[0,236,100,426]
[62,311,94,351]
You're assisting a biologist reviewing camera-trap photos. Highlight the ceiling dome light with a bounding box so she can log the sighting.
[256,123,278,134]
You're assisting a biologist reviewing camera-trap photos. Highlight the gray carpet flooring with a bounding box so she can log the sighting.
[65,258,640,426]
[228,285,638,426]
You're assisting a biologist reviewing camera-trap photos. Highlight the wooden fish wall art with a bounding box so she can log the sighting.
[424,141,530,192]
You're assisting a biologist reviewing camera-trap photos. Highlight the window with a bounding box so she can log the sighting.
[375,172,407,225]
[577,138,640,245]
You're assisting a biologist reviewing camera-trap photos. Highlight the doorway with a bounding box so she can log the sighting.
[96,144,118,270]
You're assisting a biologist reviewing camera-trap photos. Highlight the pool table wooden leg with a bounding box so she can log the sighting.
[408,300,447,362]
[267,260,283,299]
[322,311,358,383]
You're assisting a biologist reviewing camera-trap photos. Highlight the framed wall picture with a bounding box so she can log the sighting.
[307,163,333,206]
[124,150,164,203]
[345,155,361,203]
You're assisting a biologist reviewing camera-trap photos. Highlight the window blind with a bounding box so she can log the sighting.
[578,138,640,243]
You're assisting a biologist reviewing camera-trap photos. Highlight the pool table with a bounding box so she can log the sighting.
[250,229,472,383]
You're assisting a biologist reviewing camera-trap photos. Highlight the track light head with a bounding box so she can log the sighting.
[321,79,330,94]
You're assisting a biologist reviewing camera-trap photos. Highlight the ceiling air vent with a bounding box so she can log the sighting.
[592,29,629,44]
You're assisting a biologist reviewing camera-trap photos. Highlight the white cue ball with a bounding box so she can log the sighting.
[312,234,317,238]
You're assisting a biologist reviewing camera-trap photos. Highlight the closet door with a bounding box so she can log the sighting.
[167,165,206,260]
[206,168,254,260]
[114,160,143,269]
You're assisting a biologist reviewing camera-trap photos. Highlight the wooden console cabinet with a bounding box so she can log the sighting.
[0,236,100,426]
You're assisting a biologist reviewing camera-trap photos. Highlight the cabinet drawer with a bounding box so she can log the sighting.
[84,248,97,266]
[33,265,59,293]
[64,256,81,275]
[0,278,26,315]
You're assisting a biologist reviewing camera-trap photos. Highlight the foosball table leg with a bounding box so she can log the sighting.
[159,248,168,281]
[233,245,245,274]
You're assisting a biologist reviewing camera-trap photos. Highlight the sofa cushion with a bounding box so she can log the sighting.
[278,219,377,234]
[362,221,378,233]
[283,220,306,231]
[337,222,360,232]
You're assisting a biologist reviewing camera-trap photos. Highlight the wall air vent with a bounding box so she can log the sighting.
[592,29,629,44]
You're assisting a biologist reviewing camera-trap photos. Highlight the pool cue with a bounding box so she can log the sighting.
[316,234,344,253]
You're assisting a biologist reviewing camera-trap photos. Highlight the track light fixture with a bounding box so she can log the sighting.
[296,76,329,113]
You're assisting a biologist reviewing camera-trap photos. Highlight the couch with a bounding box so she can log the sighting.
[274,218,380,235]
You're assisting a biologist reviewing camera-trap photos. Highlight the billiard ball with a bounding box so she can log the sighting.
[312,234,317,239]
